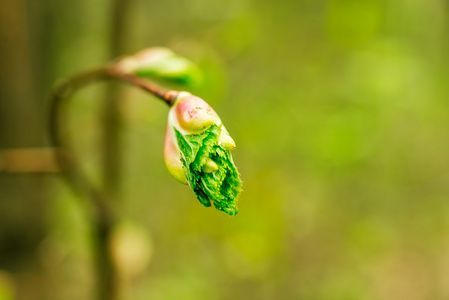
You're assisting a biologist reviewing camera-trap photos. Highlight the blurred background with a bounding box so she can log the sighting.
[1,0,449,299]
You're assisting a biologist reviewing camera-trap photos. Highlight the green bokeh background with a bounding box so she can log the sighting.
[1,0,449,299]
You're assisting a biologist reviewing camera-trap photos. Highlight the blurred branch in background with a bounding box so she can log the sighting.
[0,148,58,173]
[0,0,39,146]
[101,0,134,298]
[102,0,133,203]
[0,0,48,299]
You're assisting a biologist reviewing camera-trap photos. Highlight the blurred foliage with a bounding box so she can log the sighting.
[1,0,449,299]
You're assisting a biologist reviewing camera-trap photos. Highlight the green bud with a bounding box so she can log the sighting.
[118,48,202,86]
[164,92,242,215]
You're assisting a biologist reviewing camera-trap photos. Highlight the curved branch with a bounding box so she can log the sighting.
[48,63,179,300]
[49,65,178,194]
[49,64,179,224]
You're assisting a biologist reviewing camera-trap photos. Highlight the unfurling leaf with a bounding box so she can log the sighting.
[164,92,242,215]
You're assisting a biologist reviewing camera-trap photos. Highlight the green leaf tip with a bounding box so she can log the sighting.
[175,124,242,216]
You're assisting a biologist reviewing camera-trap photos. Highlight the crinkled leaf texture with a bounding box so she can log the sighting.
[175,124,242,215]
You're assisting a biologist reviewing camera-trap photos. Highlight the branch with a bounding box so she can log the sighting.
[48,63,178,300]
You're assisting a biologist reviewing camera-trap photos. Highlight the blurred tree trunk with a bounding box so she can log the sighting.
[0,0,49,299]
[97,1,134,299]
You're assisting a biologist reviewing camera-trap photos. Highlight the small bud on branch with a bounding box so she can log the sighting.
[49,47,242,218]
